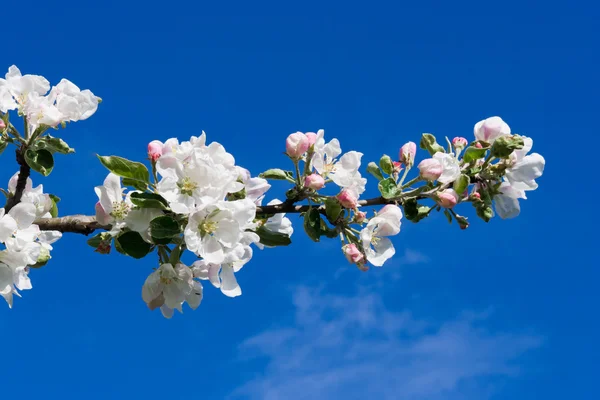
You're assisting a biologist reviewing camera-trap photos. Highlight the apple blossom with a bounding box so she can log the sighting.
[399,141,417,167]
[433,152,461,184]
[452,137,468,149]
[337,188,359,209]
[304,173,325,190]
[360,205,402,266]
[148,140,163,161]
[418,158,443,181]
[474,116,510,143]
[286,132,309,159]
[343,243,364,264]
[436,189,459,208]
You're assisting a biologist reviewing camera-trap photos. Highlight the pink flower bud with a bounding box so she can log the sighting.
[436,189,459,208]
[95,240,111,254]
[474,116,511,144]
[337,189,358,209]
[0,120,6,130]
[472,192,481,200]
[147,140,163,162]
[392,161,402,174]
[475,142,483,149]
[452,137,468,149]
[399,141,417,167]
[354,211,367,223]
[343,244,364,264]
[286,132,310,159]
[305,132,318,146]
[304,173,325,190]
[417,158,443,181]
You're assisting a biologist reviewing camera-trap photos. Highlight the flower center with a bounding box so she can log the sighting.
[177,177,198,196]
[199,220,218,236]
[110,201,130,220]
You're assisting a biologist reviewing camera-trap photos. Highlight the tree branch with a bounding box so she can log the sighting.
[4,148,31,212]
[34,197,403,234]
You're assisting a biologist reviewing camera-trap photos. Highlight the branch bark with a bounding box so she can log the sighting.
[34,196,401,234]
[4,148,31,212]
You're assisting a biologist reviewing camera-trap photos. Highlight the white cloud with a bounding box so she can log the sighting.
[230,286,542,400]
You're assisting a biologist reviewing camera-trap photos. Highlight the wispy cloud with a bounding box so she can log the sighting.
[230,286,542,400]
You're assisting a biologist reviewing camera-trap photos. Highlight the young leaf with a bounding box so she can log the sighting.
[462,146,487,163]
[444,209,453,224]
[255,225,292,246]
[97,155,150,187]
[150,215,181,239]
[25,148,54,176]
[130,192,169,210]
[259,169,294,180]
[34,135,75,154]
[453,174,470,195]
[420,133,445,156]
[325,197,342,222]
[49,194,60,218]
[367,162,384,180]
[116,231,152,259]
[303,207,322,242]
[378,177,401,199]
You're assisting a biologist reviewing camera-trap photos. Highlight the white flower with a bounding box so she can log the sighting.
[311,130,366,194]
[141,263,202,319]
[184,200,256,264]
[433,152,461,184]
[8,172,52,218]
[0,65,50,112]
[474,116,511,144]
[95,173,130,231]
[359,205,402,266]
[22,92,62,132]
[237,167,271,205]
[193,259,246,298]
[48,78,100,122]
[494,181,526,219]
[504,137,545,191]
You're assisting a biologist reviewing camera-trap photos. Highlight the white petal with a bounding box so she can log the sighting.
[495,194,521,219]
[8,203,37,229]
[367,237,395,267]
[201,236,225,264]
[220,265,241,297]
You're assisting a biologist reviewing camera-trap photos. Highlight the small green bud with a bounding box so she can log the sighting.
[379,155,394,175]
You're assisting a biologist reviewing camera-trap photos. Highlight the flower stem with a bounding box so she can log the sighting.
[402,176,421,189]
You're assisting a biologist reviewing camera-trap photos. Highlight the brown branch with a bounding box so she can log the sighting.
[34,197,402,234]
[4,148,31,212]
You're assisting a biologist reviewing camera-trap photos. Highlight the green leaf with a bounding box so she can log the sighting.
[490,135,525,159]
[378,177,401,199]
[403,198,432,223]
[366,162,384,180]
[0,139,8,156]
[444,209,453,224]
[303,207,322,242]
[453,174,470,195]
[255,225,292,246]
[87,233,104,248]
[24,148,54,176]
[379,155,394,175]
[122,178,148,191]
[259,168,294,181]
[130,192,169,210]
[325,197,342,223]
[463,146,488,163]
[476,205,494,222]
[150,215,181,239]
[97,155,150,189]
[116,231,152,259]
[419,133,445,156]
[34,135,74,154]
[49,194,60,218]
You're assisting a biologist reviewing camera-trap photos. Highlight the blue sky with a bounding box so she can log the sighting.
[1,1,598,399]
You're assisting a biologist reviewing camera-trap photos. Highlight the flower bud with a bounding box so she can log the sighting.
[436,189,459,208]
[305,132,318,147]
[0,120,6,130]
[417,158,443,181]
[475,142,483,149]
[354,211,367,223]
[337,189,358,209]
[452,137,468,150]
[304,173,325,190]
[343,243,364,264]
[399,141,417,167]
[147,140,163,162]
[471,192,481,200]
[393,161,402,174]
[474,116,510,144]
[286,132,309,159]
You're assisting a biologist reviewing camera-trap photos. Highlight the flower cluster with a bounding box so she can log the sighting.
[0,65,100,133]
[92,132,293,318]
[0,173,61,307]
